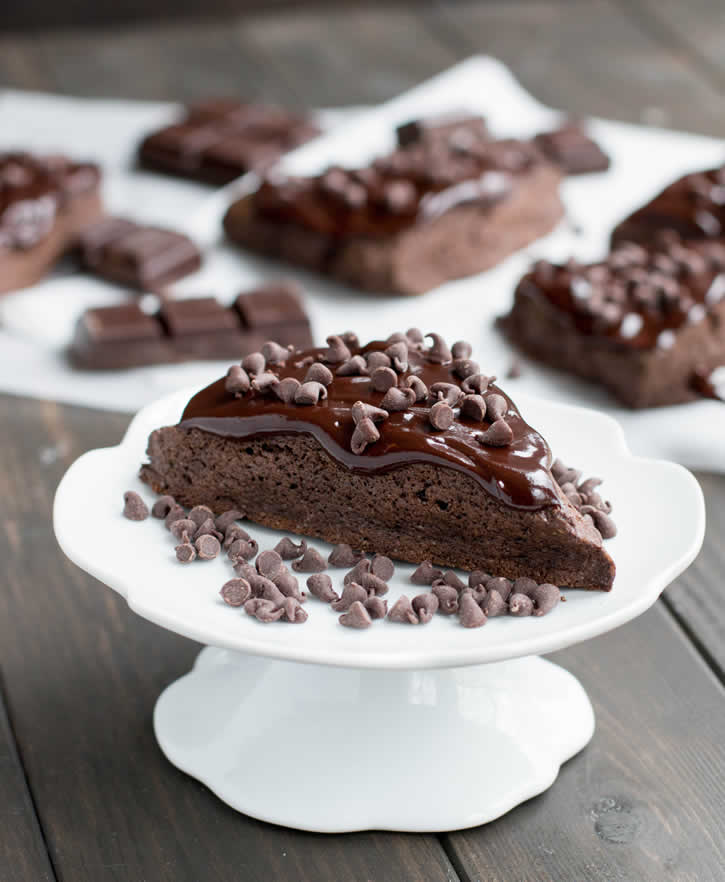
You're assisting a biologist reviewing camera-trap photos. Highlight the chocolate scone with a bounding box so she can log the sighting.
[140,331,615,589]
[223,119,564,295]
[0,152,102,294]
[500,237,725,408]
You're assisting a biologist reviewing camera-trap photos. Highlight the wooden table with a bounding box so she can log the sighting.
[2,3,725,880]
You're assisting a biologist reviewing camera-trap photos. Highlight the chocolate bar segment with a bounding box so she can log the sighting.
[138,100,320,185]
[396,112,489,149]
[533,123,610,175]
[68,282,313,370]
[0,152,103,294]
[77,217,202,290]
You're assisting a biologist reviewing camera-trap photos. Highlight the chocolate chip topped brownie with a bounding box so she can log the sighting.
[500,236,725,408]
[140,331,615,590]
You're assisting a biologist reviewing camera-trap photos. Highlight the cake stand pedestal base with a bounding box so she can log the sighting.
[154,647,594,832]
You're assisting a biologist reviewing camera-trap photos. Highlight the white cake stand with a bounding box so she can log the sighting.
[54,388,704,832]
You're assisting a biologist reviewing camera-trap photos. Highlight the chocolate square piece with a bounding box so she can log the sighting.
[533,123,610,175]
[69,302,169,369]
[396,112,489,148]
[160,297,241,336]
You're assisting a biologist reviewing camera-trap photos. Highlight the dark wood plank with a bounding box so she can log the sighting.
[0,394,459,882]
[445,603,725,882]
[0,688,56,882]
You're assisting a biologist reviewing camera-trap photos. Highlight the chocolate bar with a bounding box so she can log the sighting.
[395,112,489,149]
[77,217,202,290]
[68,281,313,370]
[0,152,103,294]
[533,123,610,175]
[138,100,321,185]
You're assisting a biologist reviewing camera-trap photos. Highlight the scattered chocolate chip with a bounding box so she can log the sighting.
[274,377,301,403]
[411,560,443,585]
[371,366,398,392]
[254,576,286,606]
[244,597,284,623]
[151,495,176,519]
[291,547,327,573]
[483,589,507,617]
[351,401,388,424]
[233,560,257,580]
[486,576,512,602]
[344,558,371,585]
[252,371,280,393]
[581,506,617,539]
[194,517,222,541]
[469,583,487,604]
[164,504,186,529]
[380,386,415,411]
[223,523,251,548]
[175,542,196,563]
[425,332,452,363]
[432,582,458,614]
[442,571,466,591]
[215,509,245,533]
[369,554,394,581]
[188,505,214,527]
[351,416,380,454]
[512,577,538,597]
[429,400,454,430]
[256,549,284,577]
[412,593,439,623]
[123,490,149,521]
[341,331,360,349]
[332,582,368,611]
[430,382,463,406]
[304,362,334,386]
[294,380,328,405]
[195,534,220,560]
[462,373,494,394]
[283,596,308,623]
[228,538,257,562]
[406,327,425,348]
[484,393,508,421]
[469,570,490,588]
[170,517,196,541]
[509,593,534,616]
[453,358,480,380]
[261,340,289,364]
[405,375,428,401]
[360,572,389,596]
[451,340,473,359]
[365,350,391,371]
[551,459,582,486]
[339,600,372,629]
[225,365,250,397]
[274,537,307,559]
[387,594,419,624]
[460,394,486,421]
[328,543,365,567]
[385,341,409,372]
[323,334,352,364]
[307,573,339,603]
[459,591,487,627]
[365,595,388,619]
[479,418,513,447]
[532,583,561,616]
[272,568,304,601]
[336,355,368,376]
[242,351,265,374]
[220,578,251,607]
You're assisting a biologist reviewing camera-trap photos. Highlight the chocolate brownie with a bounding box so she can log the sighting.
[500,238,725,408]
[138,99,320,185]
[611,164,725,247]
[0,152,102,294]
[140,331,615,590]
[223,132,564,295]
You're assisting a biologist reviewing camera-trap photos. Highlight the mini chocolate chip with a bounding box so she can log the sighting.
[509,593,534,616]
[385,341,409,372]
[341,331,360,349]
[484,393,508,421]
[461,394,486,421]
[405,375,428,401]
[385,331,407,344]
[323,334,352,364]
[387,595,419,624]
[273,377,301,403]
[533,583,560,616]
[513,577,538,597]
[242,352,265,374]
[483,589,507,617]
[195,534,220,560]
[429,400,454,430]
[425,333,452,363]
[304,362,334,386]
[228,538,257,562]
[339,600,372,629]
[292,547,327,573]
[272,568,305,601]
[462,373,495,394]
[220,579,251,607]
[366,351,392,371]
[255,577,286,606]
[469,570,490,588]
[188,505,214,527]
[578,476,604,496]
[479,419,513,447]
[561,482,583,507]
[233,561,257,581]
[307,573,339,603]
[256,549,284,577]
[223,523,251,548]
[328,543,365,567]
[283,596,308,623]
[194,518,222,541]
[432,582,459,614]
[371,366,398,392]
[295,381,328,405]
[365,595,388,619]
[164,505,186,529]
[175,542,196,563]
[411,560,443,585]
[581,506,617,539]
[336,355,367,376]
[360,572,389,596]
[442,571,466,591]
[453,358,480,380]
[261,340,289,364]
[344,558,371,585]
[430,382,463,406]
[487,576,512,601]
[332,582,368,612]
[406,327,425,348]
[225,365,250,397]
[123,491,149,521]
[380,386,415,411]
[451,340,472,359]
[412,593,439,623]
[170,518,196,541]
[215,510,245,532]
[351,417,380,454]
[370,554,395,581]
[469,584,487,604]
[252,371,280,393]
[274,537,307,559]
[351,401,389,424]
[459,592,486,627]
[151,495,176,519]
[244,598,284,622]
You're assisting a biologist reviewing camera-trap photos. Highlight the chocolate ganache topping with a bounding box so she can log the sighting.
[180,331,560,511]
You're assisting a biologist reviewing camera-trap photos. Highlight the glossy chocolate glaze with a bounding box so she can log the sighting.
[516,239,725,350]
[179,339,560,511]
